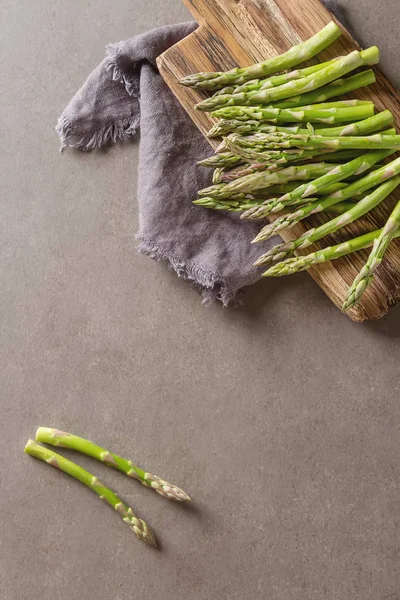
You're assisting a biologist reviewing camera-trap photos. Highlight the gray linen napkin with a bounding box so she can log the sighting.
[56,1,342,305]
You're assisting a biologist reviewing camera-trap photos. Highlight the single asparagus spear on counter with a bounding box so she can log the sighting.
[179,21,342,89]
[342,198,400,311]
[24,439,157,546]
[36,427,190,502]
[196,47,377,110]
[198,162,342,199]
[212,104,375,125]
[253,177,400,266]
[263,227,400,277]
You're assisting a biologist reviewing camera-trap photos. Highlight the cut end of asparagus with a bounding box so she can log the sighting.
[24,438,37,453]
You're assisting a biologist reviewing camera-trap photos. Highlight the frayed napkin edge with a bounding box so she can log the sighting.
[137,234,242,306]
[55,112,140,152]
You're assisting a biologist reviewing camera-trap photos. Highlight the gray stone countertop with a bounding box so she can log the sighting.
[1,1,399,599]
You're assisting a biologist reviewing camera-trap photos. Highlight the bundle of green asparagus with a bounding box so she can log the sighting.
[25,427,191,548]
[180,22,400,312]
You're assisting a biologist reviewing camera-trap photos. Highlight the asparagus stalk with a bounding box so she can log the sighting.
[228,112,393,146]
[24,439,157,546]
[198,153,243,168]
[218,155,348,181]
[207,121,302,137]
[263,227,400,277]
[193,196,262,212]
[193,195,352,214]
[212,104,375,125]
[223,147,366,170]
[207,48,379,105]
[213,167,225,184]
[198,162,341,199]
[209,70,376,119]
[209,57,344,98]
[209,109,392,138]
[245,180,349,197]
[270,69,376,109]
[223,144,332,166]
[342,198,400,310]
[251,133,400,150]
[253,177,400,266]
[196,48,376,110]
[179,21,342,89]
[196,67,373,108]
[245,149,396,222]
[36,427,190,502]
[271,149,393,208]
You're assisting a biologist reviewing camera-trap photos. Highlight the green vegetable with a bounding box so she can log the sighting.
[36,427,190,502]
[179,21,342,89]
[24,439,157,546]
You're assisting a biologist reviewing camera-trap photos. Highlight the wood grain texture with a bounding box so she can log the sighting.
[156,0,400,321]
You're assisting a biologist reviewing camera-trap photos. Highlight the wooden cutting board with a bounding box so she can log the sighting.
[156,0,400,321]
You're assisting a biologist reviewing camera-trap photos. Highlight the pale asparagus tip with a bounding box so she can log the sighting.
[149,475,191,502]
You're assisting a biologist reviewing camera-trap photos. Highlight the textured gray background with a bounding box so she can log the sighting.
[1,1,400,599]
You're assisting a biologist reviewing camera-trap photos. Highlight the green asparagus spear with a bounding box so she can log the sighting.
[227,112,393,146]
[244,149,397,222]
[193,190,350,213]
[193,197,262,212]
[249,150,392,238]
[207,48,379,105]
[196,48,377,110]
[209,57,344,98]
[342,198,400,310]
[198,153,243,168]
[270,69,376,109]
[207,121,302,137]
[208,70,376,119]
[212,104,375,124]
[24,439,157,546]
[248,133,400,151]
[36,427,190,502]
[209,109,392,138]
[223,144,333,166]
[273,149,393,207]
[218,156,349,181]
[196,70,374,110]
[223,147,366,170]
[262,227,400,277]
[253,177,400,266]
[179,21,342,89]
[198,162,341,199]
